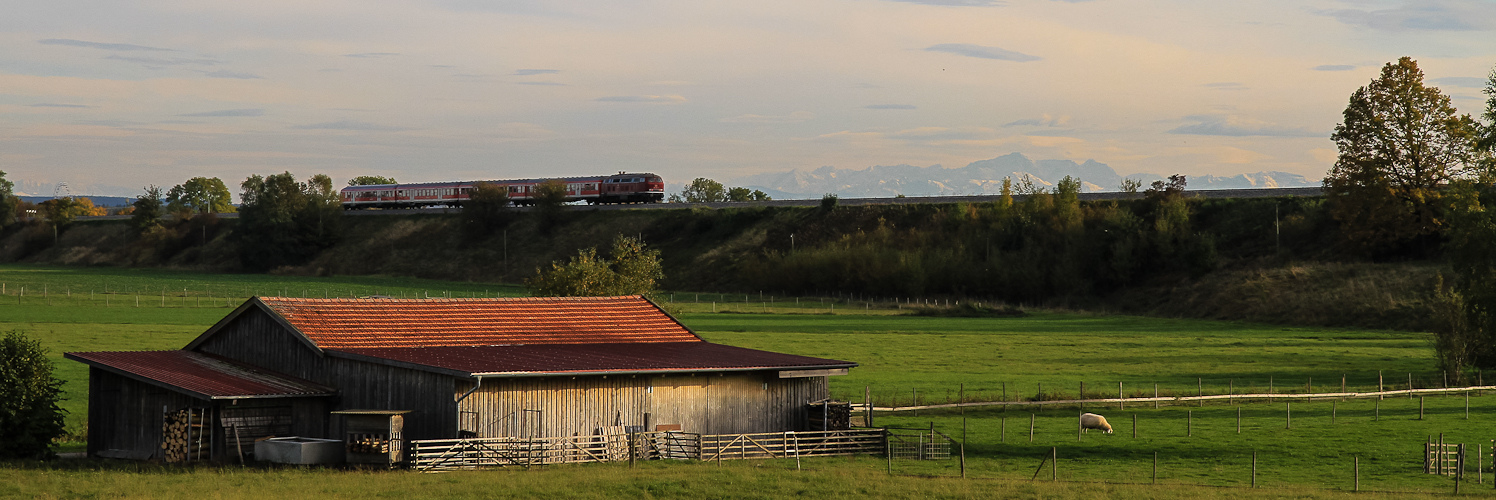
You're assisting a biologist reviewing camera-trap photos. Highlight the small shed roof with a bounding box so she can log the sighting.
[327,342,857,378]
[193,295,700,350]
[64,350,336,400]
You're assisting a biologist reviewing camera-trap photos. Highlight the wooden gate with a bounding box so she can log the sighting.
[1425,436,1464,476]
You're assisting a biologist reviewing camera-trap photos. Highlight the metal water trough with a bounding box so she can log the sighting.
[254,437,344,465]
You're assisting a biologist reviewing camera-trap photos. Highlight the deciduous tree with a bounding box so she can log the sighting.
[236,172,343,271]
[527,236,662,297]
[165,177,236,216]
[0,330,66,459]
[131,185,165,232]
[1324,57,1481,255]
[680,178,727,203]
[346,175,396,186]
[0,170,16,227]
[461,182,512,240]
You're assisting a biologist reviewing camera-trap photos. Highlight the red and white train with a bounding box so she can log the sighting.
[340,172,665,209]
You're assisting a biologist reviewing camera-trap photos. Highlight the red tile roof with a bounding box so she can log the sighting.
[256,296,698,349]
[64,350,335,400]
[329,342,856,377]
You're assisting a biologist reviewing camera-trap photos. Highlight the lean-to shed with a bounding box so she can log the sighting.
[68,295,855,461]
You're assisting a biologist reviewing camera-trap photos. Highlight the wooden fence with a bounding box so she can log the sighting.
[412,429,886,472]
[868,385,1496,413]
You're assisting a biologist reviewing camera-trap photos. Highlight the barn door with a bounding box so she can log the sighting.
[649,378,708,433]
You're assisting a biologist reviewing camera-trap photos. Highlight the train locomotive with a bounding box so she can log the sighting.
[340,172,665,209]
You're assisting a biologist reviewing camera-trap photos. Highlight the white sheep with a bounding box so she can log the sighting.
[1079,412,1113,433]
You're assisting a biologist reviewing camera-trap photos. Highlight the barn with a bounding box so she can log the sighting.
[66,295,856,462]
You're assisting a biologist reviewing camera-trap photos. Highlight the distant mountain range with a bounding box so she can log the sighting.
[732,152,1317,199]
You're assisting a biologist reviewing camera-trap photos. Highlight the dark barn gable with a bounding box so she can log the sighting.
[69,295,856,462]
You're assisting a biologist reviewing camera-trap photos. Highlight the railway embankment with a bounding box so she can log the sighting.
[0,194,1446,332]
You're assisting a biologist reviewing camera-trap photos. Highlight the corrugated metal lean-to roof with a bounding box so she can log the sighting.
[64,350,336,400]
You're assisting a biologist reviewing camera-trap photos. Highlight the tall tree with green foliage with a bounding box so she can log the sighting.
[0,170,17,228]
[346,175,397,186]
[0,330,67,459]
[1434,65,1496,378]
[679,178,727,203]
[236,172,343,271]
[37,197,89,228]
[1324,57,1481,256]
[131,185,165,232]
[166,177,236,216]
[527,235,663,297]
[461,182,512,240]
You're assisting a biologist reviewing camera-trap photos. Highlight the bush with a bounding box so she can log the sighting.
[526,235,663,297]
[0,330,66,459]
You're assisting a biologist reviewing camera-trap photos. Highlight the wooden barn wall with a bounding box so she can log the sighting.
[87,368,204,460]
[458,373,828,438]
[192,309,458,441]
[87,368,330,462]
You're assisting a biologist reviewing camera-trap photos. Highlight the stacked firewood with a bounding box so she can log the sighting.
[807,401,852,430]
[161,409,205,463]
[347,433,389,454]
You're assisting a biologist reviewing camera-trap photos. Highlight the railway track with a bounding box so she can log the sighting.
[76,186,1324,221]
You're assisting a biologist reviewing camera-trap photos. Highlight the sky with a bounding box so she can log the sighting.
[1,0,1494,197]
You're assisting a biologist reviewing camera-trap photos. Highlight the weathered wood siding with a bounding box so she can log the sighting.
[86,368,328,462]
[191,308,458,441]
[458,373,827,437]
[87,368,202,460]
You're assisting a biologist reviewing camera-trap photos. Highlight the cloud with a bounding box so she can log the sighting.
[1314,64,1356,71]
[1168,115,1322,137]
[924,43,1040,62]
[343,52,400,58]
[1204,82,1248,91]
[1318,1,1496,31]
[1004,114,1071,127]
[516,81,566,86]
[594,95,686,103]
[204,70,263,79]
[865,104,917,110]
[721,111,814,124]
[514,69,559,75]
[291,120,410,131]
[885,0,1004,5]
[38,38,170,51]
[105,55,218,66]
[28,103,93,108]
[179,109,264,117]
[1432,76,1490,88]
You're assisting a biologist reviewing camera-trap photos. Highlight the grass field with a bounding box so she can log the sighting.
[3,263,1489,498]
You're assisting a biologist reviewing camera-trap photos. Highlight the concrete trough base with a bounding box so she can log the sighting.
[254,437,345,465]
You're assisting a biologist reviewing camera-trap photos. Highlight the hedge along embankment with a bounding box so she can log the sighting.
[0,195,1446,332]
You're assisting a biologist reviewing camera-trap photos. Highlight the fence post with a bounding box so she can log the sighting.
[1153,451,1157,484]
[1237,406,1242,434]
[1052,446,1057,482]
[1030,414,1035,442]
[1467,392,1471,420]
[1119,382,1124,411]
[1154,383,1159,409]
[1332,401,1337,424]
[1198,378,1203,407]
[1376,399,1380,421]
[1133,413,1137,438]
[886,431,892,475]
[1077,410,1082,442]
[1410,373,1414,399]
[629,433,636,469]
[1187,410,1192,437]
[1421,397,1425,420]
[1001,416,1006,442]
[1355,455,1360,492]
[1252,451,1257,488]
[1379,370,1384,400]
[1286,402,1291,429]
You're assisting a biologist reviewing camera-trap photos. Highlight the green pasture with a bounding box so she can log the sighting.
[3,263,1487,497]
